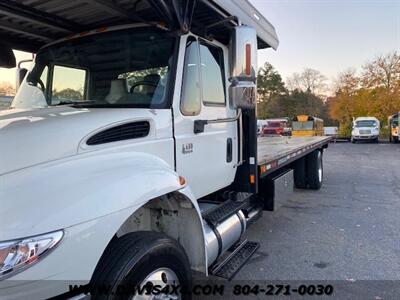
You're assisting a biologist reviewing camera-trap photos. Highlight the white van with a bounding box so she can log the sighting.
[351,117,380,143]
[324,126,338,137]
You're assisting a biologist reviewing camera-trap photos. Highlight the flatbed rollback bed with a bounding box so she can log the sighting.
[258,136,331,176]
[0,0,333,298]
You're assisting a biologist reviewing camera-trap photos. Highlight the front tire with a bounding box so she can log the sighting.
[306,150,323,190]
[91,232,192,300]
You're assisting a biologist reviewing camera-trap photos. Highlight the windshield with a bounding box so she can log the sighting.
[355,120,377,128]
[12,27,176,109]
[292,121,313,130]
[267,122,282,128]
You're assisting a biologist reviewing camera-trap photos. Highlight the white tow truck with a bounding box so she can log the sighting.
[0,1,331,299]
[351,117,380,143]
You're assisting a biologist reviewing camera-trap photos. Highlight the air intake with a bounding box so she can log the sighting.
[87,121,150,145]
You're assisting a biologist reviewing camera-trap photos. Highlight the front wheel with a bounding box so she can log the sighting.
[91,232,192,300]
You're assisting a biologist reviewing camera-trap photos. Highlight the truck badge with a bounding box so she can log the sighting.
[182,143,193,154]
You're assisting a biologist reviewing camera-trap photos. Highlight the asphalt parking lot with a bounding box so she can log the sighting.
[196,142,400,299]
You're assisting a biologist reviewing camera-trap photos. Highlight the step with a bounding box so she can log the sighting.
[211,240,260,280]
[222,191,253,202]
[202,200,249,227]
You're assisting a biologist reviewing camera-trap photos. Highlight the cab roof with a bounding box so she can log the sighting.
[0,0,278,53]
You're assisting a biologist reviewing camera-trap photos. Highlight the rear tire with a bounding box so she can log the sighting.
[293,157,307,189]
[90,232,192,300]
[306,150,323,190]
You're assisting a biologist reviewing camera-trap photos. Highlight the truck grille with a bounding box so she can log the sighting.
[359,130,371,134]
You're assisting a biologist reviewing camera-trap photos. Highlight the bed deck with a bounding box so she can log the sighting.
[257,136,331,176]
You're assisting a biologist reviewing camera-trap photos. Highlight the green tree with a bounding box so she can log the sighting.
[0,81,15,96]
[262,89,330,123]
[53,88,83,100]
[256,62,286,119]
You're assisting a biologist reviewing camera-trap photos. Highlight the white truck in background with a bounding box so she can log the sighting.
[351,117,380,143]
[324,126,338,141]
[0,1,331,299]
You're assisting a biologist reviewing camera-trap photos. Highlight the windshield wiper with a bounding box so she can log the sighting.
[54,100,95,106]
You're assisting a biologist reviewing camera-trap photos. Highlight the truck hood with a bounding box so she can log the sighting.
[0,107,159,175]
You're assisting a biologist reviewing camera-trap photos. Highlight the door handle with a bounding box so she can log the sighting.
[227,138,233,162]
[193,111,242,134]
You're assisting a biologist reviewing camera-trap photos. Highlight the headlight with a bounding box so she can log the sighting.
[0,230,63,280]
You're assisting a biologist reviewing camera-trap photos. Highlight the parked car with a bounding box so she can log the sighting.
[262,118,291,136]
[351,117,380,143]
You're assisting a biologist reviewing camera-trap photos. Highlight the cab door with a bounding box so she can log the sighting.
[173,36,237,199]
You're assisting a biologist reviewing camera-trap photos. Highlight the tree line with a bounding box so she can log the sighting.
[0,81,15,96]
[257,51,400,136]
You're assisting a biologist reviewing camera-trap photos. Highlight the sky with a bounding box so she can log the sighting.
[251,0,400,84]
[0,1,399,89]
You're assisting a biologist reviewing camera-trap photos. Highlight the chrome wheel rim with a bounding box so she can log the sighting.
[132,267,181,300]
[318,152,323,183]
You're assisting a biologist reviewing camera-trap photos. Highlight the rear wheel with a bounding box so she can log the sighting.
[293,157,307,189]
[306,150,323,190]
[91,232,192,300]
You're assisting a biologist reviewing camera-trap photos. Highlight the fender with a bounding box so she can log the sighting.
[0,151,201,241]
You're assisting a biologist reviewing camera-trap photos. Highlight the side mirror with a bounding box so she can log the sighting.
[229,81,256,109]
[0,45,16,68]
[229,25,257,109]
[230,25,258,81]
[16,68,28,90]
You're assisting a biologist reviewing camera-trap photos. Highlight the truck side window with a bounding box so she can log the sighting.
[51,65,87,105]
[199,42,225,106]
[180,37,201,116]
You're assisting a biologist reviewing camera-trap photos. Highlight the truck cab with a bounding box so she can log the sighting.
[388,113,399,143]
[351,117,380,143]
